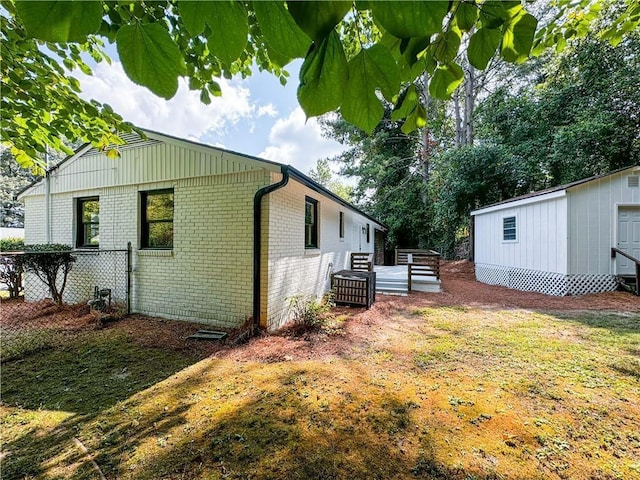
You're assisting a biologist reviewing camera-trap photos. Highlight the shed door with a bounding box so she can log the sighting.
[617,206,640,275]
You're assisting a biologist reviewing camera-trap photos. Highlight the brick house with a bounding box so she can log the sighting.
[18,130,385,330]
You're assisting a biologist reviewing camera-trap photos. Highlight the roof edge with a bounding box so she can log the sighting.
[471,164,639,214]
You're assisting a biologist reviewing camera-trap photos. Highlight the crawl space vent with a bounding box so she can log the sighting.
[628,175,640,188]
[188,330,228,341]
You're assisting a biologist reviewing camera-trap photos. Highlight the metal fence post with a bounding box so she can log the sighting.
[126,242,132,314]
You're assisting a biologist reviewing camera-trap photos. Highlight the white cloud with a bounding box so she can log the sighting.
[259,108,346,173]
[75,62,273,141]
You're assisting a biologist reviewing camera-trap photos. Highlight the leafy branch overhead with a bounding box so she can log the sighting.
[3,1,639,170]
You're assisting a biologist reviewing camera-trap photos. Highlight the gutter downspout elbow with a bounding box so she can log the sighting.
[253,166,289,333]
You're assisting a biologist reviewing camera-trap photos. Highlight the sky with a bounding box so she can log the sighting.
[74,56,348,175]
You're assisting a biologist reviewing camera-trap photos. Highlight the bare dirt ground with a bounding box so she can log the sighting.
[3,261,638,362]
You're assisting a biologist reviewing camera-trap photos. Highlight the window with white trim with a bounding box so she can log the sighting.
[503,216,517,241]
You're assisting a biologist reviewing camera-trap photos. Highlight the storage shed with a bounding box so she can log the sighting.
[471,166,640,295]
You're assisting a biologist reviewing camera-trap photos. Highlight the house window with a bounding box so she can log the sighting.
[339,211,344,239]
[305,196,318,249]
[366,223,370,243]
[76,197,99,247]
[141,189,174,249]
[503,216,517,241]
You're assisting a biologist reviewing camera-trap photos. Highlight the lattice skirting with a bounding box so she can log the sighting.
[475,264,618,296]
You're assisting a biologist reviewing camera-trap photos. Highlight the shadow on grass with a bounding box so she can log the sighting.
[551,311,640,336]
[2,356,507,480]
[0,329,201,480]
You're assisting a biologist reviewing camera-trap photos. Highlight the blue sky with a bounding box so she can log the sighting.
[74,52,347,174]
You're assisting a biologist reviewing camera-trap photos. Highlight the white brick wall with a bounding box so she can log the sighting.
[264,177,377,330]
[23,170,270,328]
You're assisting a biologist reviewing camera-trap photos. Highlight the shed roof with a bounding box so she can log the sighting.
[471,165,639,215]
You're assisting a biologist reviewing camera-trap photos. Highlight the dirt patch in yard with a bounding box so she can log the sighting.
[3,261,636,363]
[220,261,639,363]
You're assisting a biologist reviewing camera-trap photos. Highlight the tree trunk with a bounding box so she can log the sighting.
[453,88,462,147]
[464,64,476,146]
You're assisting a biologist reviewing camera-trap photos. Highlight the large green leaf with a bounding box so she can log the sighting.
[371,1,450,38]
[467,27,501,69]
[455,1,479,32]
[208,2,248,64]
[501,12,538,63]
[433,28,461,64]
[391,84,419,121]
[341,45,401,133]
[179,1,248,64]
[178,1,209,36]
[401,103,427,134]
[428,63,464,100]
[15,0,102,42]
[116,23,187,99]
[287,1,351,42]
[298,31,348,117]
[253,1,311,60]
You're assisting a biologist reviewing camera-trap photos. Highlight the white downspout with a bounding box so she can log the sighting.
[44,147,51,244]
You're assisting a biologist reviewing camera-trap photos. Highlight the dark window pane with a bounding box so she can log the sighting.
[77,197,99,247]
[305,197,318,248]
[146,192,174,221]
[84,224,99,246]
[82,200,99,222]
[503,216,516,240]
[148,222,173,248]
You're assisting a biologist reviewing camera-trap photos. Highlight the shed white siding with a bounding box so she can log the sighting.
[263,176,377,329]
[474,194,568,274]
[567,170,640,275]
[473,166,640,296]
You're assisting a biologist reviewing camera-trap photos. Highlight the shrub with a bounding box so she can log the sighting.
[288,294,330,330]
[0,237,25,298]
[0,237,24,252]
[22,244,75,305]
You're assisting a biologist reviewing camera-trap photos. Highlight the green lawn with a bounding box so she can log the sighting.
[1,304,639,480]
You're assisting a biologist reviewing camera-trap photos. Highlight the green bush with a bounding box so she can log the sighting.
[22,244,75,305]
[0,237,24,252]
[0,237,25,298]
[288,294,330,330]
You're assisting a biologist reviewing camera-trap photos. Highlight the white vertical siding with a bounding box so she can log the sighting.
[22,137,274,197]
[473,195,568,274]
[567,171,640,274]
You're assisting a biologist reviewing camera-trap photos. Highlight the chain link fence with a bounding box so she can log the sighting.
[1,247,130,361]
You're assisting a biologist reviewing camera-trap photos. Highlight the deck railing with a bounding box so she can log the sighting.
[395,248,440,265]
[350,252,373,271]
[611,247,640,295]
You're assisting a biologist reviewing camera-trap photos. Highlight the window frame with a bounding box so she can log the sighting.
[305,196,319,249]
[502,215,517,242]
[140,188,174,250]
[366,223,370,243]
[339,211,344,239]
[76,196,100,248]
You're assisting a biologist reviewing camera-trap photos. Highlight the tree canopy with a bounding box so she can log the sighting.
[3,0,638,171]
[320,30,640,257]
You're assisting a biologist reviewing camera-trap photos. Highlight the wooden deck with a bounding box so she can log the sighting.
[374,265,441,295]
